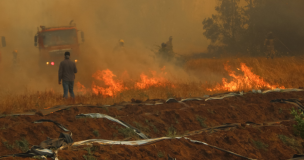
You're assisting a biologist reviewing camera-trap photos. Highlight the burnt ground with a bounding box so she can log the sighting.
[1,91,304,160]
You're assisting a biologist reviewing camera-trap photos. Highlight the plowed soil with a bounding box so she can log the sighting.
[1,91,304,160]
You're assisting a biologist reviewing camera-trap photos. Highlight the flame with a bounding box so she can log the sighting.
[208,63,285,91]
[92,69,125,96]
[76,82,87,94]
[136,69,170,89]
[74,68,174,96]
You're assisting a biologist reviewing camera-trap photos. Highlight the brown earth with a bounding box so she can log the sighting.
[57,121,302,160]
[1,91,304,159]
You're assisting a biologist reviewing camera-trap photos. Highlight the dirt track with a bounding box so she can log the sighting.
[1,91,304,159]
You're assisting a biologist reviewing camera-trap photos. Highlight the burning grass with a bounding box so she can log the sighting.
[0,84,205,114]
[1,56,304,114]
[186,56,304,89]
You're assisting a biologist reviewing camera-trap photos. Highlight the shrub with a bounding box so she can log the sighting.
[196,115,207,128]
[157,151,164,158]
[251,139,268,150]
[92,130,99,137]
[15,138,29,152]
[291,108,304,138]
[166,125,177,138]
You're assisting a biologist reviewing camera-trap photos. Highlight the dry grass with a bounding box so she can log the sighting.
[1,56,304,114]
[186,56,304,88]
[0,85,207,114]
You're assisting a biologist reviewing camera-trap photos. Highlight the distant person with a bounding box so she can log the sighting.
[264,32,275,59]
[58,51,77,98]
[158,36,175,62]
[12,50,18,64]
[159,43,167,52]
[113,39,126,53]
[119,39,124,47]
[165,36,173,53]
[158,43,168,59]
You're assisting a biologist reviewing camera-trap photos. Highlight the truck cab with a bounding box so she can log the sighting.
[34,25,84,67]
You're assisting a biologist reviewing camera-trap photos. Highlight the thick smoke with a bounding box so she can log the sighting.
[0,0,218,94]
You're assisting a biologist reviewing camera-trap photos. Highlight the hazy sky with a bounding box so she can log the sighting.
[0,0,217,54]
[0,0,228,94]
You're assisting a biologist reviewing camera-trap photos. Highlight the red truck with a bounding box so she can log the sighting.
[34,23,84,67]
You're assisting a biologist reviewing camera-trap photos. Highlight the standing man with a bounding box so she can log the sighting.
[58,52,77,98]
[165,36,173,53]
[163,36,175,62]
[12,50,18,64]
[113,39,126,53]
[264,32,275,59]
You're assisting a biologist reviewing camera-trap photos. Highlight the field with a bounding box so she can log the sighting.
[0,56,304,159]
[1,56,304,113]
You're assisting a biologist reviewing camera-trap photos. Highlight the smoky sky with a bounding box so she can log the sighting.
[0,0,220,94]
[0,0,217,54]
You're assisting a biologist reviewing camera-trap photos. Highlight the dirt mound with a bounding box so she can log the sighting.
[57,122,302,160]
[0,91,304,159]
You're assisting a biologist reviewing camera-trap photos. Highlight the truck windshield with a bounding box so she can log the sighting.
[42,29,77,47]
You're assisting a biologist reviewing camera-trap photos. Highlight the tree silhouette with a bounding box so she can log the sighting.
[203,0,304,56]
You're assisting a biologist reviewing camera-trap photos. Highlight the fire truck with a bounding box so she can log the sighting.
[34,22,84,67]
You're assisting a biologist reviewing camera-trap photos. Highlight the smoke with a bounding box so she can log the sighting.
[0,0,218,94]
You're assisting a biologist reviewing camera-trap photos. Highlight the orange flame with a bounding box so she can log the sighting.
[92,69,125,96]
[208,63,285,91]
[75,68,174,96]
[76,82,87,94]
[136,70,170,89]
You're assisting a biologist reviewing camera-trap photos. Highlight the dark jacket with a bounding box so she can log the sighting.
[58,58,77,82]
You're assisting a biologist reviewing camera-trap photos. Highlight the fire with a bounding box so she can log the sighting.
[73,68,173,96]
[76,82,87,94]
[208,62,285,91]
[136,70,170,89]
[92,69,125,96]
